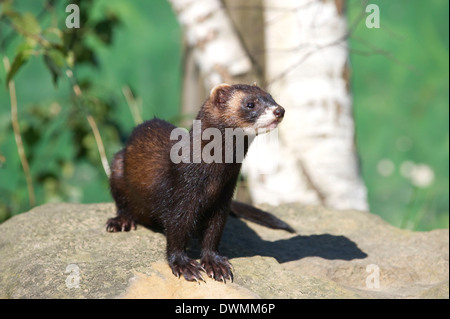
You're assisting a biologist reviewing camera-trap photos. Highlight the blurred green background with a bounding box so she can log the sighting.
[0,0,448,231]
[348,0,449,230]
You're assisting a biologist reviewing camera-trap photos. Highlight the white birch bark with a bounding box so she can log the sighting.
[243,0,369,211]
[167,0,252,89]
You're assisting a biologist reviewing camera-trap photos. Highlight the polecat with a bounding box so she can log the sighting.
[106,83,293,283]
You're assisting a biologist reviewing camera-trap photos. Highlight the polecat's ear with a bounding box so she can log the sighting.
[252,82,258,87]
[210,83,232,107]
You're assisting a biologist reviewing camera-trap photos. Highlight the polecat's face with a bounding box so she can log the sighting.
[209,83,285,134]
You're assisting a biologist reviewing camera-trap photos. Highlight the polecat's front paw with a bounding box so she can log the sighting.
[201,253,233,283]
[169,254,205,283]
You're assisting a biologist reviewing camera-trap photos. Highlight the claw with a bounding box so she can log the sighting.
[169,255,207,283]
[201,254,233,283]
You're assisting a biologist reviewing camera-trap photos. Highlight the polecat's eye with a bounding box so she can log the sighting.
[246,102,255,108]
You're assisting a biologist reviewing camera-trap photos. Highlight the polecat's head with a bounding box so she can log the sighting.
[203,83,285,134]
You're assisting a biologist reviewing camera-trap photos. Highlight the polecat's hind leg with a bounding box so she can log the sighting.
[107,149,137,232]
[106,214,136,232]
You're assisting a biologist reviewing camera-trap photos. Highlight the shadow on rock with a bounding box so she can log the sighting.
[217,217,368,263]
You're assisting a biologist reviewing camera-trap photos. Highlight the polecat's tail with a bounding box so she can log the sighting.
[230,201,296,233]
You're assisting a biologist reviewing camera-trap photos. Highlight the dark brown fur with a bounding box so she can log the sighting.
[106,84,290,282]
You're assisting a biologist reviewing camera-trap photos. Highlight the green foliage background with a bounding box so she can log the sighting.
[0,0,448,231]
[348,0,449,230]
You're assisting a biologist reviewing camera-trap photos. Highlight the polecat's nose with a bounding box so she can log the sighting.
[273,107,285,119]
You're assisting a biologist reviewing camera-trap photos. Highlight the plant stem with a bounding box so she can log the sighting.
[65,69,111,178]
[3,56,36,207]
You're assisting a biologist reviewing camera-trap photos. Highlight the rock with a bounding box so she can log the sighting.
[0,202,448,299]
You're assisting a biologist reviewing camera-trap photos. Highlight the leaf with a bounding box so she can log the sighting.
[5,39,37,85]
[94,15,119,45]
[0,0,15,16]
[9,12,42,36]
[6,50,31,85]
[43,49,66,85]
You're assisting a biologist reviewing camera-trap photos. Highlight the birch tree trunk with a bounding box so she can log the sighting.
[169,0,369,211]
[243,0,368,211]
[168,0,254,124]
